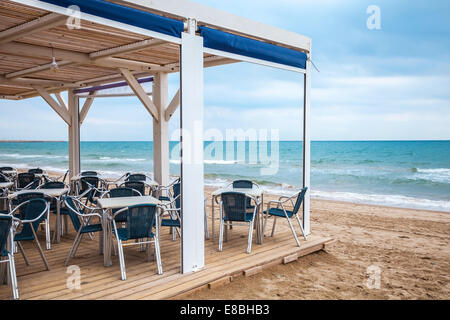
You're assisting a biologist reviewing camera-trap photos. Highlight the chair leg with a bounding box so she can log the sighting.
[65,230,82,266]
[218,217,224,252]
[71,233,85,259]
[295,214,308,240]
[33,237,50,270]
[154,237,163,275]
[204,208,210,240]
[45,219,51,250]
[117,240,126,280]
[271,216,277,237]
[247,221,254,254]
[8,254,19,300]
[286,216,301,247]
[17,242,30,266]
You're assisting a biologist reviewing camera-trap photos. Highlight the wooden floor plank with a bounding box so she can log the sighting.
[0,214,331,300]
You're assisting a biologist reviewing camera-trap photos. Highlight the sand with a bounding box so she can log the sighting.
[184,188,450,300]
[10,169,450,299]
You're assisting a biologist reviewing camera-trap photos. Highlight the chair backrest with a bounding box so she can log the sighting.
[221,192,250,222]
[81,171,98,176]
[63,196,82,232]
[16,192,46,220]
[0,215,12,254]
[125,204,157,240]
[80,176,100,196]
[126,174,146,182]
[19,198,47,238]
[41,181,65,189]
[173,181,181,209]
[109,187,141,198]
[292,187,308,215]
[123,181,145,196]
[0,174,8,182]
[17,172,39,189]
[28,168,43,174]
[232,180,253,189]
[0,167,13,172]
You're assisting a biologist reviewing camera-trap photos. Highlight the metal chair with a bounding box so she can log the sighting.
[263,187,308,247]
[112,204,162,280]
[101,187,142,222]
[17,172,40,190]
[126,173,147,182]
[121,181,146,196]
[159,195,181,240]
[219,192,259,254]
[0,214,19,299]
[11,199,50,270]
[39,181,70,242]
[81,171,98,176]
[78,176,106,204]
[63,196,104,266]
[12,192,51,250]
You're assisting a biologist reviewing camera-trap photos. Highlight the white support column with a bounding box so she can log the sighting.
[180,31,205,273]
[302,57,311,235]
[68,89,81,178]
[152,73,170,186]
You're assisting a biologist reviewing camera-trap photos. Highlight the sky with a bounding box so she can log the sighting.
[0,0,449,141]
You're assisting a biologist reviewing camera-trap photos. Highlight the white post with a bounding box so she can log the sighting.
[68,89,81,178]
[302,57,311,235]
[152,73,170,186]
[180,31,205,273]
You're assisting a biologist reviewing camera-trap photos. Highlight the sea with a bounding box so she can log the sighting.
[0,140,449,212]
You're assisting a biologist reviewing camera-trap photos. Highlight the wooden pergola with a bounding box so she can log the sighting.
[0,0,312,274]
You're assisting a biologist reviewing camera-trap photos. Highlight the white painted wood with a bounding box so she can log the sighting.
[10,0,182,45]
[34,86,71,125]
[121,0,311,52]
[164,89,180,121]
[68,90,81,178]
[119,68,159,121]
[79,91,96,124]
[54,92,67,109]
[152,73,170,186]
[0,12,66,44]
[90,38,166,60]
[180,32,205,273]
[303,58,311,235]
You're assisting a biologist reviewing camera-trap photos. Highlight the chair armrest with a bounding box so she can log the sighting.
[19,203,50,224]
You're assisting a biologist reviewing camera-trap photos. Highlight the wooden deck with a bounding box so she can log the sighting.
[0,215,332,300]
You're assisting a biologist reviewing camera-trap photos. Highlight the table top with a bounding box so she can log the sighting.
[212,185,263,197]
[0,182,13,189]
[111,177,158,187]
[97,195,161,210]
[8,188,69,199]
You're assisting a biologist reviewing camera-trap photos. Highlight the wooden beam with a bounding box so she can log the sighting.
[123,0,311,52]
[79,91,97,124]
[89,38,166,60]
[0,75,67,87]
[0,13,67,45]
[164,88,180,121]
[34,86,71,125]
[0,42,171,75]
[119,68,159,121]
[5,61,73,79]
[54,92,67,109]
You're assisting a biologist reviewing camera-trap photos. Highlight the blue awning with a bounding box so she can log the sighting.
[199,26,307,69]
[40,0,184,38]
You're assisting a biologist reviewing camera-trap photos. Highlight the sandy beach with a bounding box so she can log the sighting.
[184,187,450,300]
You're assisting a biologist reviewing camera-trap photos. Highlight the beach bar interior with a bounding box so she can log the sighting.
[0,0,332,300]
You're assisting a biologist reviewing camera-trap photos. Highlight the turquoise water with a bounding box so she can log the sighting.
[0,141,449,211]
